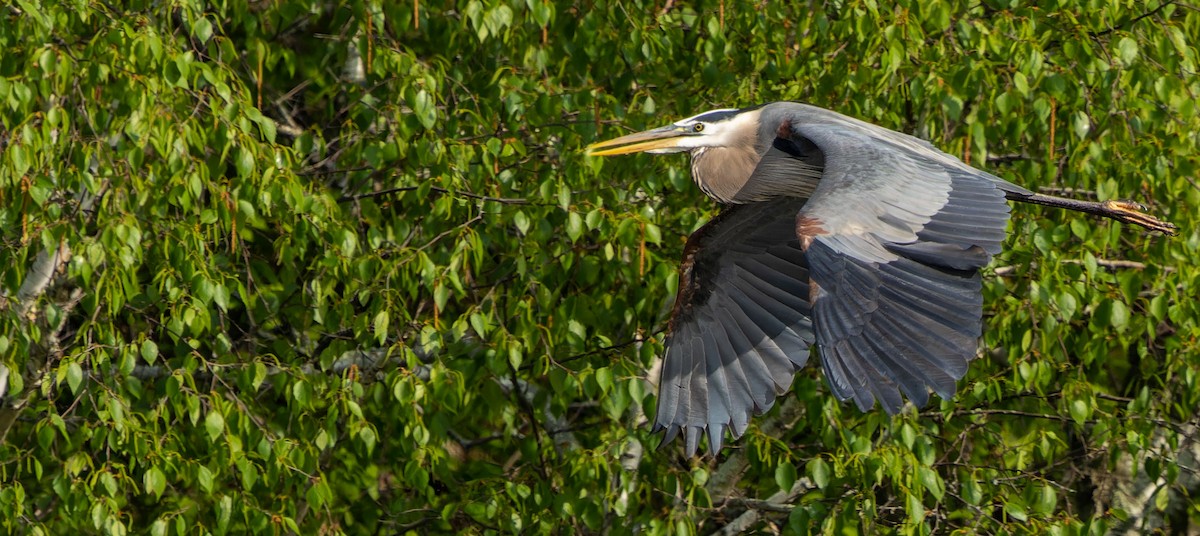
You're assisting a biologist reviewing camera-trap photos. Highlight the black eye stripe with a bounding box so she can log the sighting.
[689,109,740,123]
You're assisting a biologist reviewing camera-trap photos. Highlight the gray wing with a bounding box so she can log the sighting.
[654,197,815,456]
[766,117,1012,413]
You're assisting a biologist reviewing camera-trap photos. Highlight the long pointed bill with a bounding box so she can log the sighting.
[585,126,690,156]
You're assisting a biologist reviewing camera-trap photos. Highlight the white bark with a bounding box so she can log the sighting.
[495,376,580,452]
[122,347,414,380]
[1110,421,1200,535]
[0,365,8,401]
[713,478,814,536]
[15,242,69,317]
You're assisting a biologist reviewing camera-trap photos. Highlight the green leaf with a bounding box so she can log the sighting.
[1056,291,1077,320]
[101,471,118,496]
[1071,110,1091,138]
[140,339,159,364]
[1043,74,1067,97]
[197,465,214,493]
[143,466,166,498]
[1155,485,1170,511]
[1005,499,1028,521]
[558,183,571,210]
[530,0,553,25]
[433,283,449,312]
[359,427,377,455]
[199,209,219,226]
[507,345,522,370]
[641,95,656,114]
[210,283,229,313]
[942,95,964,120]
[775,461,797,492]
[29,176,50,205]
[373,310,389,343]
[414,90,437,129]
[566,212,584,242]
[1035,484,1058,515]
[216,495,233,531]
[808,458,830,489]
[513,211,531,235]
[339,228,357,257]
[14,0,50,29]
[292,379,312,407]
[962,477,982,505]
[1069,398,1091,425]
[1109,299,1129,331]
[192,17,213,43]
[235,147,255,177]
[10,144,29,176]
[66,361,83,394]
[205,411,225,441]
[1116,37,1138,65]
[1013,72,1029,96]
[595,367,613,393]
[585,209,603,230]
[907,493,925,524]
[38,48,55,75]
[917,466,943,500]
[643,223,662,245]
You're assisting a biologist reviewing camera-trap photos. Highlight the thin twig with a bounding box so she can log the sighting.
[992,258,1173,277]
[340,185,533,205]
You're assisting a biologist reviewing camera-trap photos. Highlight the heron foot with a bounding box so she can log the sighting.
[1103,200,1178,236]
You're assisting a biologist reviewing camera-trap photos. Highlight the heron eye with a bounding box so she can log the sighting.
[693,123,705,132]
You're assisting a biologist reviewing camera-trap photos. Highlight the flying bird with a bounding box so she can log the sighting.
[585,102,1175,456]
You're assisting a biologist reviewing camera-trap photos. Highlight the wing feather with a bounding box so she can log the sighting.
[713,306,782,412]
[654,197,815,455]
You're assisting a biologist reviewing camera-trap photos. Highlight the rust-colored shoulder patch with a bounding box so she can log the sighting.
[776,118,795,139]
[808,278,823,304]
[795,215,828,251]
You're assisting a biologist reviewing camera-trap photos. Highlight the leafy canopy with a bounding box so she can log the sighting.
[1,0,1198,534]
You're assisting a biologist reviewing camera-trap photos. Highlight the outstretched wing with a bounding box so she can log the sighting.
[654,197,816,456]
[768,116,1012,414]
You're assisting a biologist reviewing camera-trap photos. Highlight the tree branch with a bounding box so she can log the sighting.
[713,478,815,535]
[14,244,68,317]
[704,396,805,502]
[1110,420,1200,534]
[991,257,1173,277]
[0,285,82,445]
[495,376,580,453]
[114,347,412,381]
[340,185,534,205]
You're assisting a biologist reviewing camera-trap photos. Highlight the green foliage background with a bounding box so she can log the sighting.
[2,0,1198,533]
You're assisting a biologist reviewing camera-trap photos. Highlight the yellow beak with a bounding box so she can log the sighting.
[585,126,690,156]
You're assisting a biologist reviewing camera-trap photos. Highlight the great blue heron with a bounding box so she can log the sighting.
[586,101,1175,456]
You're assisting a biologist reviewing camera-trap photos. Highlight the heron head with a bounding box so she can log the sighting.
[585,107,762,156]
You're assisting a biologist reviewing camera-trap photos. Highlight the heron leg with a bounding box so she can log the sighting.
[1006,191,1177,235]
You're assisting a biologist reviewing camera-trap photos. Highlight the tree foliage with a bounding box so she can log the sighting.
[2,0,1198,534]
